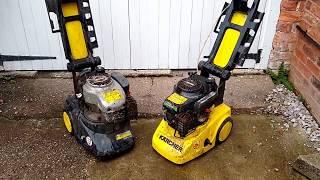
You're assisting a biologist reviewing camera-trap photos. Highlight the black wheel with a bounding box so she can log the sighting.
[215,117,233,145]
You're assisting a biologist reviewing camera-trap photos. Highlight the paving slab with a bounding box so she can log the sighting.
[0,75,274,119]
[40,70,173,79]
[293,153,320,179]
[130,75,274,115]
[0,71,37,78]
[0,115,314,179]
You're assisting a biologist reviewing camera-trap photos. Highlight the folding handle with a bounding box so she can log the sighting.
[214,14,224,33]
[198,61,231,80]
[45,0,60,33]
[214,3,230,33]
[67,57,101,72]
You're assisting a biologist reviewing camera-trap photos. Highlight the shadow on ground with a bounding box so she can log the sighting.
[0,115,314,179]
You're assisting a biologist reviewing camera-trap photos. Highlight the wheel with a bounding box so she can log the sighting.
[215,117,233,145]
[63,111,73,135]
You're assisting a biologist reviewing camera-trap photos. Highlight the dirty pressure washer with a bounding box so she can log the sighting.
[45,0,136,157]
[152,0,265,164]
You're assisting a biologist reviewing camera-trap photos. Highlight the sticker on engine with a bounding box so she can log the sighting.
[104,90,122,103]
[163,101,178,112]
[167,93,187,105]
[116,130,132,141]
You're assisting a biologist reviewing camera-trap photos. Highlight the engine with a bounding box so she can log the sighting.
[163,75,218,137]
[82,72,127,123]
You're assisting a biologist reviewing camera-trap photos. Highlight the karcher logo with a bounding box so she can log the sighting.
[159,135,183,152]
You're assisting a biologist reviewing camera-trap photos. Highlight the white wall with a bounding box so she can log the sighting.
[0,0,279,70]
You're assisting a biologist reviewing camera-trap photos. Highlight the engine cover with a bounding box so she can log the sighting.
[82,73,126,113]
[163,75,217,137]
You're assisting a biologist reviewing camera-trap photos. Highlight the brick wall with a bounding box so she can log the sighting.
[269,0,305,69]
[287,0,320,122]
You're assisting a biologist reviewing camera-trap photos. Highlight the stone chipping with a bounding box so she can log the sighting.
[261,84,320,152]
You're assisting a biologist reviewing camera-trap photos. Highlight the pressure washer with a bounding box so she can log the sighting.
[152,0,265,164]
[45,0,137,157]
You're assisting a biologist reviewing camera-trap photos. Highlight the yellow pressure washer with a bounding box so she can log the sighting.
[45,0,137,158]
[152,0,265,164]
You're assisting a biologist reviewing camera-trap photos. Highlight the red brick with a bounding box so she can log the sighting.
[277,21,293,32]
[310,3,320,18]
[315,91,320,104]
[273,41,296,52]
[306,92,320,110]
[302,44,316,61]
[271,51,293,60]
[281,0,299,11]
[307,24,320,45]
[302,56,320,77]
[297,1,306,12]
[274,32,297,43]
[295,35,306,50]
[289,66,300,84]
[279,11,301,22]
[303,94,320,123]
[292,61,309,80]
[288,42,296,52]
[303,33,320,51]
[298,19,313,31]
[302,39,320,61]
[305,0,312,10]
[294,49,313,78]
[308,61,320,77]
[291,67,310,94]
[297,46,313,64]
[290,65,304,90]
[311,0,320,7]
[311,76,320,91]
[301,11,318,27]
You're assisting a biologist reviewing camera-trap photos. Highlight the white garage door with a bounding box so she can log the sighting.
[0,0,280,70]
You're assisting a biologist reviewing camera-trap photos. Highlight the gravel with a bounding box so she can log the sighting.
[261,84,320,152]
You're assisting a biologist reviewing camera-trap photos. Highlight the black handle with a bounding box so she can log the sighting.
[214,3,230,33]
[67,56,101,72]
[198,61,231,80]
[45,0,60,33]
[214,14,224,33]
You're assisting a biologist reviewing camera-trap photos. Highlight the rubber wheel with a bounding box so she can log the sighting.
[215,117,233,145]
[63,111,73,135]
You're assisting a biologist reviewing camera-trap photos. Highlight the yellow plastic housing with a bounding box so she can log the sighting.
[62,2,88,60]
[213,11,247,68]
[152,103,232,164]
[63,112,72,133]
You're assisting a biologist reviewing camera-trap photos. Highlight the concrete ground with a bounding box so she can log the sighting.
[0,115,314,179]
[0,74,316,179]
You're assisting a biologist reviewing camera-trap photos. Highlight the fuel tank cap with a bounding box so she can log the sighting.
[86,73,112,87]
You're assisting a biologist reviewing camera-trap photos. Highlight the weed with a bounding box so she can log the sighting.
[267,63,294,91]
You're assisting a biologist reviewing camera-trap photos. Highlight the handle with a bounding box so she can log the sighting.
[214,14,224,33]
[214,3,230,33]
[45,0,60,33]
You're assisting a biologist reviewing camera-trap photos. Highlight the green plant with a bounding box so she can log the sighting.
[267,63,294,91]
